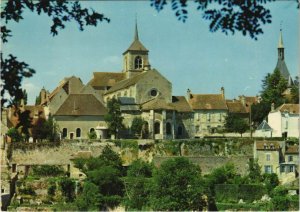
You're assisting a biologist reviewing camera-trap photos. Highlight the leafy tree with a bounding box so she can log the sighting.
[87,166,124,209]
[131,117,144,138]
[261,69,288,106]
[290,76,299,104]
[150,157,206,211]
[150,0,282,40]
[247,158,262,183]
[224,113,249,137]
[1,0,109,108]
[60,177,76,202]
[104,98,124,139]
[15,109,32,141]
[31,115,59,142]
[251,101,271,126]
[87,131,97,139]
[75,181,100,211]
[6,127,23,142]
[262,173,279,194]
[35,95,41,106]
[123,159,153,210]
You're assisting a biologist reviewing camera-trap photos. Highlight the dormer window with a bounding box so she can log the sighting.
[134,56,143,69]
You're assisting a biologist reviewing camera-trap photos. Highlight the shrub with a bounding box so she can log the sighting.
[7,127,23,142]
[87,131,97,139]
[32,165,64,177]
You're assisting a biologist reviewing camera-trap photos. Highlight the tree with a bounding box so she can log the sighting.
[75,181,100,211]
[224,113,249,137]
[150,157,206,211]
[262,173,279,194]
[104,98,124,139]
[1,0,109,108]
[31,115,59,142]
[261,69,288,106]
[15,109,32,141]
[123,159,153,210]
[247,158,262,183]
[131,117,144,138]
[6,127,23,142]
[251,101,271,126]
[150,0,286,40]
[60,177,76,202]
[290,76,299,104]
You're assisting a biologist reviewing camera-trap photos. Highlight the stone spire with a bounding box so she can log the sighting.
[134,16,139,41]
[278,28,284,60]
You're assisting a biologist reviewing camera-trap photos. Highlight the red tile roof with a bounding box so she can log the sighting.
[188,94,227,110]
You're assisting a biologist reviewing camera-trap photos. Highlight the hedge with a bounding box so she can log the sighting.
[215,184,267,203]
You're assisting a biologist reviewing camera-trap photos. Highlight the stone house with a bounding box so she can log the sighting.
[53,94,108,139]
[254,140,299,184]
[267,104,299,138]
[187,88,228,137]
[254,141,282,174]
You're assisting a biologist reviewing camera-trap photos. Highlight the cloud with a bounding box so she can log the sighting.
[23,81,40,105]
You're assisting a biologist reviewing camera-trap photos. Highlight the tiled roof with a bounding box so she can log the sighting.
[105,71,148,94]
[171,96,193,112]
[256,141,280,150]
[142,97,174,111]
[274,104,299,114]
[55,94,107,116]
[89,72,126,87]
[226,101,247,113]
[285,145,299,154]
[188,94,227,110]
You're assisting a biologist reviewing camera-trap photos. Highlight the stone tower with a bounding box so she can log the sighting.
[275,29,293,86]
[123,20,150,78]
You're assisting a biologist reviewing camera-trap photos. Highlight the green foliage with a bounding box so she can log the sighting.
[16,109,32,141]
[88,166,124,208]
[261,69,288,105]
[150,157,205,211]
[247,158,262,183]
[32,165,64,177]
[262,173,279,194]
[75,181,100,211]
[251,101,271,125]
[7,127,23,142]
[87,130,97,139]
[215,184,267,203]
[19,186,36,196]
[123,160,154,210]
[104,98,124,138]
[224,114,249,136]
[99,145,123,170]
[32,116,59,142]
[47,183,57,196]
[60,177,76,202]
[131,117,144,138]
[290,76,299,103]
[150,0,274,40]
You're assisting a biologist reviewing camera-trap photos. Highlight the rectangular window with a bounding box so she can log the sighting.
[288,155,293,162]
[289,166,294,172]
[280,166,285,173]
[266,154,271,161]
[264,165,273,174]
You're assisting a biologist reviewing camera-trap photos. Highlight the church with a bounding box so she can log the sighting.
[7,23,296,140]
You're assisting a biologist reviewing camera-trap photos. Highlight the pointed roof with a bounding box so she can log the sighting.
[256,120,272,131]
[123,21,148,54]
[278,30,284,48]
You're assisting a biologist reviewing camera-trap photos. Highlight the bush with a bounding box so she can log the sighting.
[47,183,56,196]
[19,186,36,196]
[7,127,23,142]
[60,177,76,202]
[88,131,97,139]
[32,165,64,177]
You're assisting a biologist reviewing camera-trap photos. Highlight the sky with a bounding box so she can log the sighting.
[2,1,299,105]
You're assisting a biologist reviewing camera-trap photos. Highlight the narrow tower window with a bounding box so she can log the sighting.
[134,56,143,69]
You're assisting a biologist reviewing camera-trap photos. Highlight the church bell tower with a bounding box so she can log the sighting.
[123,19,150,78]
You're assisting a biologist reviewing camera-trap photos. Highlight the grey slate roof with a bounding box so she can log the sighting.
[256,120,272,131]
[275,59,293,86]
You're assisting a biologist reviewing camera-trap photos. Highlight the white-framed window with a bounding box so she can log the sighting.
[288,155,293,162]
[266,154,271,161]
[264,165,273,174]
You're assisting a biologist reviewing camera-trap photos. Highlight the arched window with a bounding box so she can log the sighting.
[166,122,172,135]
[62,128,68,138]
[134,56,143,69]
[154,122,160,134]
[76,128,81,138]
[178,126,183,136]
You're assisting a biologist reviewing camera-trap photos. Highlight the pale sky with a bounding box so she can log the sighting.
[2,1,299,104]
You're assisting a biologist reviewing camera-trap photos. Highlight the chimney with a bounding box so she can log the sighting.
[220,87,225,99]
[271,103,275,111]
[187,89,191,101]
